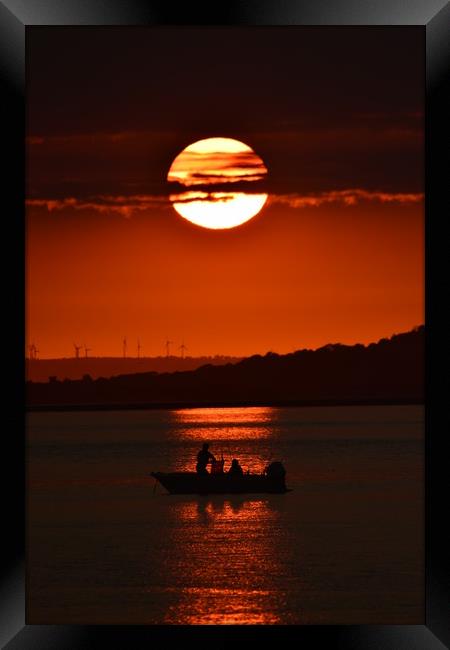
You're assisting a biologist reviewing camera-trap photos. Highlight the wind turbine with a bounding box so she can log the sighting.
[137,339,142,359]
[165,339,173,358]
[123,337,127,359]
[84,345,91,359]
[179,341,187,359]
[73,343,82,359]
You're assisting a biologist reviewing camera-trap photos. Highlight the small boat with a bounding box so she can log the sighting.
[150,461,289,495]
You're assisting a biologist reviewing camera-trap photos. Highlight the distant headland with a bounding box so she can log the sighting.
[26,355,244,383]
[26,327,424,411]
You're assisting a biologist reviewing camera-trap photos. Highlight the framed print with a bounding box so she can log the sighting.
[1,1,449,648]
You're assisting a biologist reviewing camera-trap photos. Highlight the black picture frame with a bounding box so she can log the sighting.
[2,1,448,647]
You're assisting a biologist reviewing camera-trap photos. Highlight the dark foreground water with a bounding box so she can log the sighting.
[27,405,424,624]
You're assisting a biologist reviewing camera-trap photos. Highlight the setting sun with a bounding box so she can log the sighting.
[167,137,268,229]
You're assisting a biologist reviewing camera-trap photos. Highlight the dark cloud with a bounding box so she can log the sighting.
[27,27,423,200]
[27,27,424,135]
[183,172,265,183]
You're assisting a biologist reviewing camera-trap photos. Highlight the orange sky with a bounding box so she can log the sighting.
[26,27,424,358]
[26,196,423,358]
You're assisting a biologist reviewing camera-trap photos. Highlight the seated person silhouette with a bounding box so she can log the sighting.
[228,458,244,477]
[196,443,216,475]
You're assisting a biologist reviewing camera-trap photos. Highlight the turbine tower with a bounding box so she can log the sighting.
[84,345,91,359]
[73,343,82,359]
[165,339,173,358]
[179,341,187,359]
[137,339,142,359]
[123,337,127,359]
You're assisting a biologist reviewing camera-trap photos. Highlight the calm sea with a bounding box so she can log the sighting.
[27,405,424,625]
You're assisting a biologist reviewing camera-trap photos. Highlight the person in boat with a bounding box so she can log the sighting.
[228,458,244,477]
[196,443,216,475]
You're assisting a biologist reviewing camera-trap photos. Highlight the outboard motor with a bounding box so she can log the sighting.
[264,461,286,480]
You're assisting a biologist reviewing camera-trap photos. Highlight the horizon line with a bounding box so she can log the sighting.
[25,325,424,361]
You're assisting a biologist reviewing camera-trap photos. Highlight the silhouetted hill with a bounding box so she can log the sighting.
[27,327,424,410]
[25,355,243,382]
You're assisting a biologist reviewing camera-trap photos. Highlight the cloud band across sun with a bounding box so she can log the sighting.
[27,189,424,219]
[167,138,268,187]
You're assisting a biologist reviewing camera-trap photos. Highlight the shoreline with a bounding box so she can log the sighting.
[26,398,424,413]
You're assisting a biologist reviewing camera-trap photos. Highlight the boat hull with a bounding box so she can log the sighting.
[151,471,288,495]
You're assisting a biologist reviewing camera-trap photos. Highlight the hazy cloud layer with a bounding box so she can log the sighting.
[27,189,424,219]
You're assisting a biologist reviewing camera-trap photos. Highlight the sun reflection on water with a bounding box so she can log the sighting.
[165,587,281,624]
[171,406,276,440]
[167,406,281,474]
[161,497,287,625]
[173,406,275,422]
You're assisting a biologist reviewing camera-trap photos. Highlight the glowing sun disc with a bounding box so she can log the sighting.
[172,192,268,230]
[167,137,268,230]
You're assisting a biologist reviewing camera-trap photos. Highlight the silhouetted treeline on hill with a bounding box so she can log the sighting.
[26,327,424,410]
[25,355,243,382]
